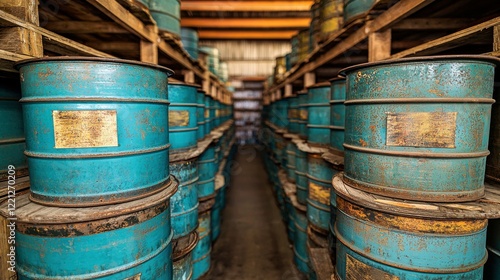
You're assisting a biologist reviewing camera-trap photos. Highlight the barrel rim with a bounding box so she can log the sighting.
[170,81,202,88]
[297,89,308,94]
[339,55,500,76]
[14,56,174,76]
[328,76,346,82]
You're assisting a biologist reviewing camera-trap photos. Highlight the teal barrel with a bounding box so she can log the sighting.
[328,183,337,265]
[204,95,212,134]
[199,46,220,75]
[298,89,308,139]
[209,97,216,130]
[286,139,297,183]
[211,184,225,241]
[149,0,181,36]
[341,55,499,202]
[307,153,335,234]
[219,61,229,83]
[343,0,378,26]
[294,139,308,205]
[181,28,199,61]
[329,78,346,152]
[307,82,331,146]
[5,178,178,279]
[173,231,198,280]
[196,89,206,140]
[16,57,173,207]
[169,82,199,151]
[214,99,221,128]
[285,53,292,71]
[288,95,300,134]
[290,35,299,66]
[319,0,343,42]
[294,204,310,275]
[136,0,149,8]
[0,77,28,180]
[170,157,199,239]
[198,144,216,199]
[333,176,488,280]
[193,209,212,279]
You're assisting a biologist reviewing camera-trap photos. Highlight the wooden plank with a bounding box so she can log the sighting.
[85,0,157,42]
[158,39,204,78]
[304,72,315,87]
[140,40,158,63]
[391,16,500,58]
[308,247,335,280]
[494,24,500,52]
[181,18,310,28]
[44,21,128,34]
[183,70,195,83]
[198,30,297,40]
[392,18,473,30]
[368,28,391,62]
[181,0,313,11]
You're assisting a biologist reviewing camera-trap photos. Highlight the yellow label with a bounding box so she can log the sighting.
[124,274,141,280]
[204,109,209,118]
[386,112,457,148]
[300,109,308,120]
[308,181,330,205]
[169,111,190,127]
[53,110,118,148]
[346,254,399,280]
[216,109,220,117]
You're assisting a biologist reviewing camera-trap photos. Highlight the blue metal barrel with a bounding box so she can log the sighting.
[211,184,226,242]
[307,153,335,234]
[285,195,296,242]
[329,78,346,152]
[288,95,300,134]
[169,82,199,151]
[328,183,337,265]
[199,46,220,75]
[297,90,308,139]
[170,158,199,239]
[286,139,297,182]
[204,95,212,134]
[285,53,292,71]
[290,35,299,66]
[341,55,499,202]
[198,144,216,199]
[295,139,308,205]
[214,99,221,128]
[7,177,178,279]
[193,209,212,279]
[173,231,198,280]
[181,28,199,61]
[294,204,310,275]
[0,77,28,180]
[149,0,181,36]
[334,194,487,279]
[209,97,217,130]
[196,89,206,140]
[16,57,173,207]
[307,82,331,146]
[343,0,377,26]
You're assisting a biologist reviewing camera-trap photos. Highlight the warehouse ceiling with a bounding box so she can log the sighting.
[180,0,313,40]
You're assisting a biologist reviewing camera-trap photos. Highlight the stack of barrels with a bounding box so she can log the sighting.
[264,55,500,280]
[181,28,199,61]
[149,0,181,37]
[0,57,236,280]
[274,56,287,83]
[199,46,221,77]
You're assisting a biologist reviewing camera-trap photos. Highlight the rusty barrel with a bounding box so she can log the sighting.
[274,56,287,82]
[298,28,310,62]
[197,144,216,200]
[329,78,346,152]
[193,200,214,279]
[169,82,199,151]
[197,89,206,140]
[341,55,499,202]
[288,95,300,134]
[173,231,198,280]
[0,76,28,180]
[319,0,343,42]
[307,153,335,234]
[16,57,173,207]
[204,94,212,134]
[307,82,331,146]
[332,174,487,280]
[3,177,178,279]
[149,0,180,36]
[294,203,311,275]
[295,139,308,205]
[298,89,309,139]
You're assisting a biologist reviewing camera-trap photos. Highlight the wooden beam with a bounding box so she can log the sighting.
[392,18,473,30]
[368,28,391,62]
[391,16,500,58]
[140,40,158,63]
[198,30,297,39]
[494,24,500,52]
[80,42,139,52]
[181,18,310,28]
[181,1,313,11]
[44,21,128,34]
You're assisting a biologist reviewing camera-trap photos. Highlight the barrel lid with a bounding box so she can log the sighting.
[333,173,500,220]
[328,77,346,83]
[306,81,330,89]
[296,141,327,154]
[321,151,344,168]
[0,175,179,224]
[14,56,174,76]
[339,55,500,76]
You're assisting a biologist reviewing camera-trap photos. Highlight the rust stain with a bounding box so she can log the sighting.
[308,181,330,205]
[358,139,368,147]
[346,254,399,280]
[38,67,53,79]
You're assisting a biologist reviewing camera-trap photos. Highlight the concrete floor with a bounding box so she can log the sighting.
[205,145,303,280]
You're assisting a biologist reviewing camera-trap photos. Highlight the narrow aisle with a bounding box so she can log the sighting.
[206,145,300,280]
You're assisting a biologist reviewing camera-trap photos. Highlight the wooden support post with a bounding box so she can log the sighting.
[368,27,392,62]
[284,84,293,97]
[304,72,316,88]
[211,85,217,98]
[0,0,43,57]
[140,40,158,64]
[183,70,195,84]
[494,25,500,52]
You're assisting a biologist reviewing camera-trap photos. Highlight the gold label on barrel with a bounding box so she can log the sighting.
[53,110,118,148]
[308,181,330,205]
[300,109,308,120]
[386,112,457,148]
[216,109,220,117]
[205,109,209,118]
[124,274,141,280]
[169,110,190,127]
[346,254,399,280]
